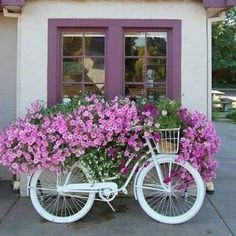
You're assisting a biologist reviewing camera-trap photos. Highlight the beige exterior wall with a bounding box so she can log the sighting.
[0,16,17,180]
[0,16,17,128]
[18,0,208,116]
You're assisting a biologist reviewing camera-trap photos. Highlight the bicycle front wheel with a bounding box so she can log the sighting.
[136,155,205,224]
[29,164,95,223]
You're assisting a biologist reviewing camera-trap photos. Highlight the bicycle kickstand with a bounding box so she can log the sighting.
[105,201,116,212]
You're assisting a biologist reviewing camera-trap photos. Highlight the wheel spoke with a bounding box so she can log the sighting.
[137,159,203,220]
[136,185,166,192]
[32,187,57,192]
[30,165,94,222]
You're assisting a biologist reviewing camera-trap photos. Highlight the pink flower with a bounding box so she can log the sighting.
[178,111,220,182]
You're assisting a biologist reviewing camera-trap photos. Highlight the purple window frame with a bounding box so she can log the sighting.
[48,19,181,106]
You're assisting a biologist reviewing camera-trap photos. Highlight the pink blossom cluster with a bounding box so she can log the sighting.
[178,109,221,182]
[0,95,221,182]
[0,95,143,174]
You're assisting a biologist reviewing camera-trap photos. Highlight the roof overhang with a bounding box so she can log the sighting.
[0,0,235,13]
[203,0,236,17]
[1,0,236,8]
[0,0,24,13]
[203,0,236,8]
[0,0,25,7]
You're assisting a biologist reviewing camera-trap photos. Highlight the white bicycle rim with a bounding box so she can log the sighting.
[30,164,95,223]
[136,155,205,224]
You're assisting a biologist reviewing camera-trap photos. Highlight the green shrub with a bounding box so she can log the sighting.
[212,112,221,121]
[226,110,236,121]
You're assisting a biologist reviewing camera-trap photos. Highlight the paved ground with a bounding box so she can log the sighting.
[0,166,11,181]
[0,122,236,236]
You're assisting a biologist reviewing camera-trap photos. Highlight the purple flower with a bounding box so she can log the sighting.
[178,108,192,125]
[108,147,116,158]
[140,103,160,120]
[178,111,221,182]
[153,132,160,142]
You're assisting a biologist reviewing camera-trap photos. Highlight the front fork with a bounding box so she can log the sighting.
[151,155,172,192]
[134,154,175,200]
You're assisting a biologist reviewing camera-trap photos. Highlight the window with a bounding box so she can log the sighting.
[48,19,181,105]
[62,32,105,99]
[124,32,167,102]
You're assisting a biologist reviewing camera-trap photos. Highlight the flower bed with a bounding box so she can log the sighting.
[0,95,221,183]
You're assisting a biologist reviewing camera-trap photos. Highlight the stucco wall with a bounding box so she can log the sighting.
[0,16,17,180]
[18,0,208,115]
[0,16,17,128]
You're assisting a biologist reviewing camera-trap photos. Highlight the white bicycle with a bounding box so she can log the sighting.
[28,128,205,224]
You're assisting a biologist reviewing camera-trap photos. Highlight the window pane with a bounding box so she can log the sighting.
[84,58,105,83]
[63,84,83,98]
[85,84,105,95]
[147,32,167,56]
[147,59,166,82]
[146,84,166,101]
[125,58,144,82]
[125,32,145,56]
[85,33,105,56]
[63,35,83,56]
[63,58,83,82]
[125,84,145,101]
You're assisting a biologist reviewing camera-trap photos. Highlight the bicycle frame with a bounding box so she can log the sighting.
[58,155,144,194]
[27,137,170,197]
[116,146,169,194]
[59,138,169,195]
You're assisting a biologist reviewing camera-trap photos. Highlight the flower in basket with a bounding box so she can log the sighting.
[161,110,168,116]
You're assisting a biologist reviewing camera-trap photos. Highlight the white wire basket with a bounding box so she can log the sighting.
[146,128,180,154]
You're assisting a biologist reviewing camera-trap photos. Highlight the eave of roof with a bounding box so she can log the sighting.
[0,0,236,8]
[203,0,236,8]
[0,0,25,6]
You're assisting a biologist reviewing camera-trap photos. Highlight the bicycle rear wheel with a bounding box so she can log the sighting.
[136,155,205,224]
[29,164,95,223]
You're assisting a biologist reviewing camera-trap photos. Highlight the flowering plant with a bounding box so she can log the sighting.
[0,95,143,183]
[138,98,181,142]
[0,94,220,183]
[177,109,221,182]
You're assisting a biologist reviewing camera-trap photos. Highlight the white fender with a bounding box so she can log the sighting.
[27,174,34,196]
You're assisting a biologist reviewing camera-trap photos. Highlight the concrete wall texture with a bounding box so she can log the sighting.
[18,0,208,116]
[0,16,17,180]
[0,16,17,128]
